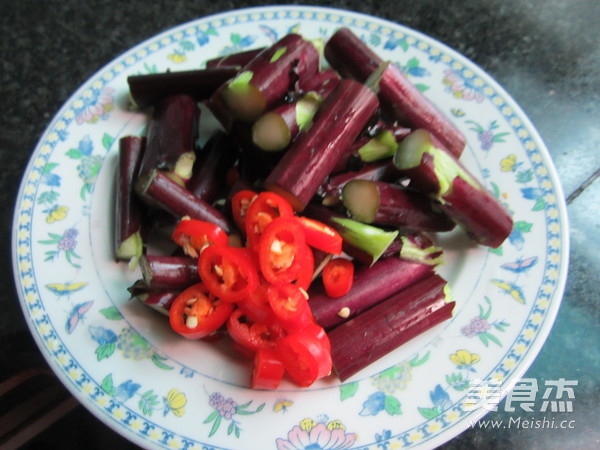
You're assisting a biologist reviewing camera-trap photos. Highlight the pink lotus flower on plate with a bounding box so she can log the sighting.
[276,419,357,449]
[442,69,485,103]
[75,86,115,124]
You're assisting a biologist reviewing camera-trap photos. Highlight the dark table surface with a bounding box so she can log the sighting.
[2,0,599,449]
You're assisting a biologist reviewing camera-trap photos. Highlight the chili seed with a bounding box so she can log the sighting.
[186,315,199,328]
[337,307,350,318]
[213,264,224,277]
[270,238,283,254]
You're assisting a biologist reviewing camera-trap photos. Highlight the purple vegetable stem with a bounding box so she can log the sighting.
[127,68,238,108]
[325,27,466,158]
[140,255,200,290]
[264,79,379,211]
[187,131,239,203]
[137,94,200,183]
[114,136,146,261]
[328,273,454,380]
[204,47,265,69]
[308,256,433,329]
[138,169,231,233]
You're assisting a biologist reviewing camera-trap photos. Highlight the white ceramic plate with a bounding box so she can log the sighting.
[12,5,568,449]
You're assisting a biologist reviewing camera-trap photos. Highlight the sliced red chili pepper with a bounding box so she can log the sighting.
[198,244,259,302]
[301,322,331,353]
[231,189,257,234]
[290,244,315,291]
[226,308,286,352]
[171,218,229,258]
[277,329,332,387]
[322,258,354,298]
[258,217,306,284]
[238,283,277,325]
[294,216,343,255]
[169,283,234,340]
[252,349,285,390]
[245,191,294,249]
[267,282,314,332]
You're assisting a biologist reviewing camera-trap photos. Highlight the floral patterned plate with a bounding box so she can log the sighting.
[12,5,568,449]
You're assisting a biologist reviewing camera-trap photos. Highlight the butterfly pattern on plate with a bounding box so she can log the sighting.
[488,256,539,304]
[66,300,94,334]
[273,398,294,413]
[43,204,69,223]
[501,256,538,275]
[500,154,524,173]
[45,281,88,298]
[491,279,527,304]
